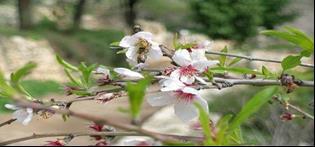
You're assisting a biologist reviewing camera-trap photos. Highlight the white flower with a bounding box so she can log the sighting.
[5,104,33,125]
[119,31,163,66]
[114,68,144,80]
[171,49,219,85]
[147,78,209,122]
[95,66,110,76]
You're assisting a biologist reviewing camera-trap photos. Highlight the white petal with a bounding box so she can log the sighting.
[126,46,138,60]
[147,43,163,60]
[22,113,33,125]
[182,87,199,95]
[174,103,198,122]
[133,31,153,41]
[95,67,110,75]
[192,60,219,72]
[180,75,195,85]
[172,49,192,66]
[195,76,208,85]
[147,92,176,106]
[5,104,19,110]
[190,49,207,61]
[119,36,136,48]
[126,58,138,66]
[169,69,181,80]
[13,109,29,124]
[194,97,209,114]
[114,68,144,80]
[160,78,185,91]
[26,108,33,114]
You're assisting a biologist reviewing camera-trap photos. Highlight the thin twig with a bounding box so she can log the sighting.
[0,132,141,145]
[288,103,314,120]
[206,51,314,68]
[0,118,17,128]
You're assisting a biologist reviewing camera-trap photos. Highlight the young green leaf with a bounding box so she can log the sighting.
[126,76,151,119]
[110,41,120,46]
[229,87,278,131]
[261,66,274,78]
[194,102,213,145]
[219,46,228,67]
[78,62,96,88]
[10,62,37,84]
[56,55,78,71]
[210,67,262,75]
[64,69,81,87]
[281,55,302,71]
[228,57,242,66]
[216,114,233,145]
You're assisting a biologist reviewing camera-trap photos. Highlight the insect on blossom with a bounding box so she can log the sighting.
[119,31,163,66]
[5,104,33,125]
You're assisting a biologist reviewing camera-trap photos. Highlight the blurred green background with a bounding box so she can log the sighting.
[0,0,313,145]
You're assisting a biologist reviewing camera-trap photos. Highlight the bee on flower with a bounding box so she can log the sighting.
[119,31,163,66]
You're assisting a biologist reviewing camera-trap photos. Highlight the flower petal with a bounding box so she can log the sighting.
[13,109,29,124]
[120,36,136,48]
[160,78,185,92]
[190,49,207,61]
[182,87,199,95]
[95,67,110,75]
[126,46,138,61]
[114,68,144,80]
[22,113,33,125]
[180,75,195,85]
[133,31,153,41]
[5,104,19,110]
[147,42,163,60]
[169,69,180,80]
[192,60,219,72]
[174,103,198,122]
[172,49,192,66]
[147,91,176,106]
[194,97,209,115]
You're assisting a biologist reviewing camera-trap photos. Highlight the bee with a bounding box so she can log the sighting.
[38,110,54,119]
[136,38,151,63]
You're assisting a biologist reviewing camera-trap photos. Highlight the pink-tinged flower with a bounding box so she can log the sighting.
[147,78,209,122]
[119,31,163,66]
[123,139,154,146]
[44,140,64,146]
[89,123,104,140]
[5,104,33,125]
[171,49,219,85]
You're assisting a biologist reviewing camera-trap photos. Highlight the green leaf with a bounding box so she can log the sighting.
[110,41,120,46]
[64,69,81,87]
[194,102,213,145]
[71,90,91,96]
[219,46,228,67]
[126,76,151,119]
[228,57,242,66]
[261,66,275,78]
[204,68,214,81]
[210,67,262,75]
[0,71,15,97]
[261,26,314,57]
[78,62,96,88]
[116,49,128,54]
[56,55,78,71]
[173,32,179,50]
[281,55,302,71]
[216,114,233,145]
[229,87,278,131]
[10,62,37,84]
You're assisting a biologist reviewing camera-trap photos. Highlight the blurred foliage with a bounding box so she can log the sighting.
[0,80,61,113]
[190,0,297,43]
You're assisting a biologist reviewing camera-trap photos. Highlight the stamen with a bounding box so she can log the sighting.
[174,90,195,102]
[179,65,197,76]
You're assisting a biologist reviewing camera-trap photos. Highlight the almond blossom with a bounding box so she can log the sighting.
[119,31,163,66]
[5,104,33,125]
[147,78,209,122]
[171,49,219,85]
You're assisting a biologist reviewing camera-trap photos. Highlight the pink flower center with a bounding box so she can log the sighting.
[179,65,197,76]
[174,90,195,102]
[89,123,104,132]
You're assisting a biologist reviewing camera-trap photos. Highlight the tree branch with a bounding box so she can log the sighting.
[0,118,17,128]
[206,51,314,68]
